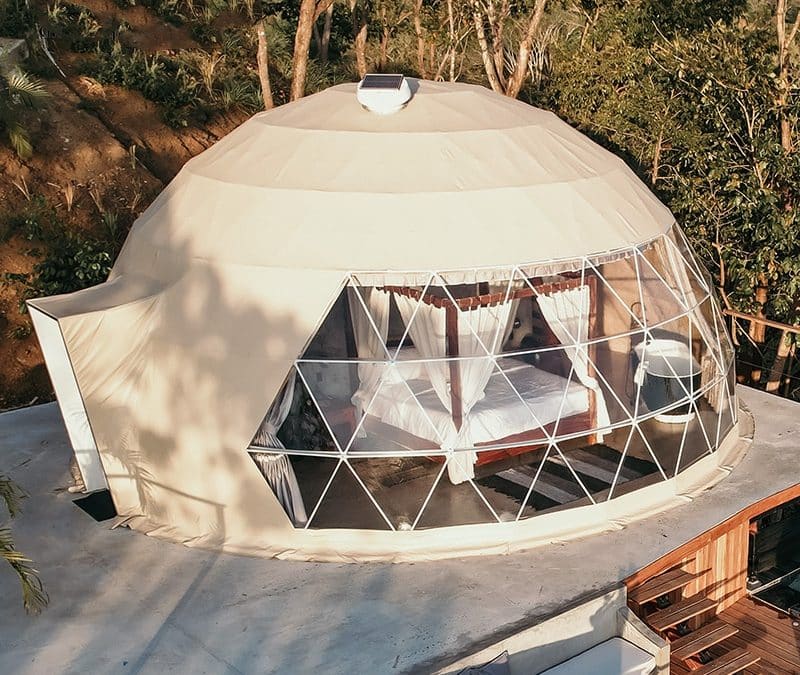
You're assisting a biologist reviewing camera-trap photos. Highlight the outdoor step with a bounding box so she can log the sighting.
[497,465,584,505]
[692,647,760,674]
[670,620,739,661]
[647,596,718,633]
[629,567,697,606]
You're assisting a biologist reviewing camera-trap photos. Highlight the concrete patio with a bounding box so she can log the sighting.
[0,386,798,674]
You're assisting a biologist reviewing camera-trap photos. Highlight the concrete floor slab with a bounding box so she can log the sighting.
[0,386,798,674]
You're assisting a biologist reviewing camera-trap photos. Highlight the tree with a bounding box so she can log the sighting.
[1,474,48,614]
[290,0,336,101]
[471,0,547,97]
[255,19,275,109]
[350,0,369,78]
[0,69,48,158]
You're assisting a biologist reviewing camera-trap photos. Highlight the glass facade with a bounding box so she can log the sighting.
[249,227,737,531]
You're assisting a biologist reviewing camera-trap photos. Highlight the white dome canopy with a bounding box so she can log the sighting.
[116,79,674,276]
[28,80,739,563]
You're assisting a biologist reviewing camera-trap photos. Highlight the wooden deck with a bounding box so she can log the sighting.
[671,595,800,674]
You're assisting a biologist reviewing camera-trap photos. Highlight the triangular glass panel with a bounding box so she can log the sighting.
[711,295,736,372]
[715,374,736,448]
[301,285,351,360]
[247,451,311,527]
[473,445,550,521]
[306,459,391,530]
[347,359,449,454]
[414,456,500,528]
[501,267,590,353]
[587,253,647,339]
[250,368,339,454]
[667,225,713,295]
[633,246,692,327]
[637,416,683,479]
[584,334,641,428]
[295,360,387,452]
[675,401,715,474]
[285,455,340,528]
[602,425,664,500]
[302,281,391,361]
[640,235,710,312]
[661,233,713,311]
[694,296,729,376]
[349,456,446,530]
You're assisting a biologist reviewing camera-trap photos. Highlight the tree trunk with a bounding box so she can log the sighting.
[447,0,456,81]
[472,4,503,93]
[350,0,368,78]
[504,0,547,99]
[291,0,317,101]
[320,3,333,65]
[255,20,274,110]
[291,0,335,101]
[766,330,792,392]
[378,5,388,71]
[413,0,427,78]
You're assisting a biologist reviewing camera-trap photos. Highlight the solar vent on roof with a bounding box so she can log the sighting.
[356,74,412,115]
[360,74,405,90]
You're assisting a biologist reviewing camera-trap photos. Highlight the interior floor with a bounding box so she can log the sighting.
[284,399,730,530]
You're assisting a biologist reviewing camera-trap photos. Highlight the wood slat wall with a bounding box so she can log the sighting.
[625,484,800,591]
[680,520,749,612]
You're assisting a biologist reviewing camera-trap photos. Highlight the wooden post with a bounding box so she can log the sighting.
[446,302,463,431]
[586,275,598,445]
[766,329,791,393]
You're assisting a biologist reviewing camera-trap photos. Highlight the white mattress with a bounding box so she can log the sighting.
[354,358,590,448]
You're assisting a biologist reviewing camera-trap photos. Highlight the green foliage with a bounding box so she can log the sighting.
[0,0,34,37]
[541,2,800,326]
[0,70,49,158]
[46,0,103,52]
[87,37,265,126]
[0,474,48,614]
[2,200,114,310]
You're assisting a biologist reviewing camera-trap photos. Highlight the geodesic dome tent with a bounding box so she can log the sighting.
[29,78,738,561]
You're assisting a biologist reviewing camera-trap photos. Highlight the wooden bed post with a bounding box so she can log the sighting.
[445,302,463,431]
[586,274,599,445]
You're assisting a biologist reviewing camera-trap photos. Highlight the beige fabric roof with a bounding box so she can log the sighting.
[113,79,674,278]
[29,80,680,560]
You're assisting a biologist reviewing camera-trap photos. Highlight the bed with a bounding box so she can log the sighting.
[345,275,606,478]
[353,354,591,450]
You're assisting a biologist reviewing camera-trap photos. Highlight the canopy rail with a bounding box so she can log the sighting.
[379,275,588,311]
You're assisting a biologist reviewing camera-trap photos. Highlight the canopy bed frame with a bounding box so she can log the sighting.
[367,274,601,470]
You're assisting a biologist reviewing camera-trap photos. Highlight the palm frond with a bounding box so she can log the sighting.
[0,474,27,518]
[5,71,49,107]
[0,527,48,614]
[7,122,33,159]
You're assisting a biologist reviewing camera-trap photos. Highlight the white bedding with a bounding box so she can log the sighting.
[353,358,590,449]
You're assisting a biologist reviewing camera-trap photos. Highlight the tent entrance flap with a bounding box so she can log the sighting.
[29,307,108,492]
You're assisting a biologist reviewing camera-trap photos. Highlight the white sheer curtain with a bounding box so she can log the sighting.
[251,375,308,526]
[395,294,518,484]
[661,236,723,411]
[394,295,451,410]
[347,287,391,423]
[536,286,611,436]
